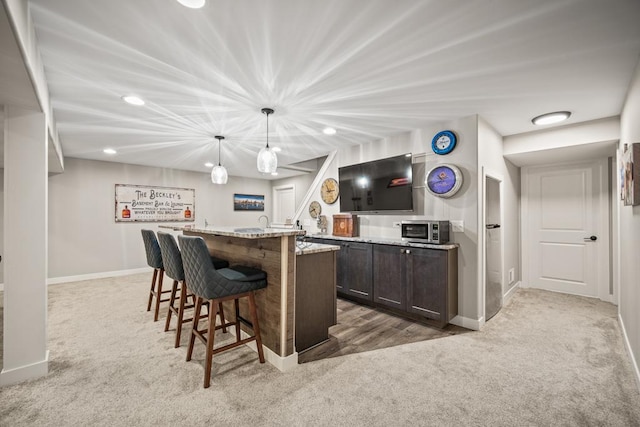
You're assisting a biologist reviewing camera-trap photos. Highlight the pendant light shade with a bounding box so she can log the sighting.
[211,135,228,184]
[257,108,277,174]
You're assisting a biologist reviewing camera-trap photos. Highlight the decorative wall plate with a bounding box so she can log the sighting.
[431,130,457,155]
[425,164,463,198]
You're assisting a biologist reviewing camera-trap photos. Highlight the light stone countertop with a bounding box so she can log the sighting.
[159,224,306,239]
[295,242,340,256]
[307,234,458,250]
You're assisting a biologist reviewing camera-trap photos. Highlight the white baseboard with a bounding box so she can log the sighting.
[0,268,149,292]
[503,281,521,303]
[0,350,49,387]
[619,313,640,393]
[234,323,298,372]
[450,315,483,331]
[47,268,150,285]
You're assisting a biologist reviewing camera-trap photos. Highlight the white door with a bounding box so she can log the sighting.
[272,184,295,225]
[525,160,609,298]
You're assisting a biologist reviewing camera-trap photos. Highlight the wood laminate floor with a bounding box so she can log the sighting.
[298,298,470,364]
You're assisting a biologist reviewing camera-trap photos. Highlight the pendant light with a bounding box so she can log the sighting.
[211,135,228,184]
[257,107,277,174]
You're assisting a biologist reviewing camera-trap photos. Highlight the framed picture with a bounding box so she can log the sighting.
[234,193,265,211]
[622,143,640,206]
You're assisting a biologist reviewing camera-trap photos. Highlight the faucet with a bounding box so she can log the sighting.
[258,215,269,229]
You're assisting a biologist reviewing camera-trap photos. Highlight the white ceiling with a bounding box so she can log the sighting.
[24,0,640,179]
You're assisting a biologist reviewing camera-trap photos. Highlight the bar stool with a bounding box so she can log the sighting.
[178,235,267,388]
[141,229,169,321]
[157,231,230,348]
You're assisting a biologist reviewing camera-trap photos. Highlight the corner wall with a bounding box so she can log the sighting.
[618,58,640,387]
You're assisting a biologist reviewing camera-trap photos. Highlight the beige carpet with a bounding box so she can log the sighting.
[1,273,639,426]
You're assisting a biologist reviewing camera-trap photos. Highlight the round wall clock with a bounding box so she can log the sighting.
[425,164,463,198]
[431,130,457,155]
[309,200,322,218]
[321,178,339,204]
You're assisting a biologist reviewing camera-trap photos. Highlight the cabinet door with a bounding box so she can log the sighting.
[406,248,447,322]
[335,242,349,293]
[343,242,373,300]
[373,245,406,310]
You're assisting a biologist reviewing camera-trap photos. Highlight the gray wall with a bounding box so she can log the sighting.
[47,158,272,279]
[478,116,521,297]
[618,58,640,383]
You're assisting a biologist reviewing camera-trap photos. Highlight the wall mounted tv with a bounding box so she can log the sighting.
[338,153,413,213]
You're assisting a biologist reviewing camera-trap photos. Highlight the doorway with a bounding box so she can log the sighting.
[485,174,503,321]
[522,159,610,300]
[272,184,295,226]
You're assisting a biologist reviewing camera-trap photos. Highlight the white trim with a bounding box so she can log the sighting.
[0,350,49,387]
[234,324,299,372]
[503,281,521,304]
[450,315,484,331]
[0,267,149,291]
[619,313,640,393]
[292,150,337,222]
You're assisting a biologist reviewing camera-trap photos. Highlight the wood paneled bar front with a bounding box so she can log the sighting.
[159,225,312,371]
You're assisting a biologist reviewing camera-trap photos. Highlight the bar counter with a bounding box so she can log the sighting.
[160,225,338,370]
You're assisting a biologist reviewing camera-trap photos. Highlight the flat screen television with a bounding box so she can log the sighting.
[338,153,413,213]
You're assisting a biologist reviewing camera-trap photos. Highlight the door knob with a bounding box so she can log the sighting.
[486,224,501,229]
[584,235,597,241]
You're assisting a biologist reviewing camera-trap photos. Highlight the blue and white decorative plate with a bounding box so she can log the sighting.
[431,130,457,155]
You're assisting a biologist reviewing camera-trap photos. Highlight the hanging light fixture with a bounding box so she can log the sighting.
[257,107,277,174]
[211,135,228,184]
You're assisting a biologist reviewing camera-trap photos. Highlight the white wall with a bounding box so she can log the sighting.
[618,58,640,385]
[47,158,272,279]
[478,116,521,301]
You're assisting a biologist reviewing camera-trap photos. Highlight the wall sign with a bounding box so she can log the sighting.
[115,184,195,222]
[622,143,640,206]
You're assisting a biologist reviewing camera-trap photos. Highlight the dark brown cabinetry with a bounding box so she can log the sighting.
[308,237,458,327]
[373,245,407,310]
[336,241,373,301]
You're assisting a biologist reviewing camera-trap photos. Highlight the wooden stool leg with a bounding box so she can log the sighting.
[147,269,158,312]
[174,281,187,348]
[164,280,178,332]
[153,269,165,321]
[234,299,241,342]
[248,292,265,363]
[219,302,227,333]
[186,296,202,362]
[204,298,217,389]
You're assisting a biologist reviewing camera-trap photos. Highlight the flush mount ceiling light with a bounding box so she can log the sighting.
[531,111,571,126]
[176,0,205,8]
[271,146,282,152]
[204,162,214,168]
[211,135,228,184]
[121,95,145,106]
[257,108,277,174]
[323,127,337,135]
[103,148,117,155]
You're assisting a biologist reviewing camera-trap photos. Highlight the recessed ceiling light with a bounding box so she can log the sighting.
[271,172,279,176]
[122,95,145,106]
[323,127,337,135]
[532,111,571,126]
[176,0,205,8]
[271,146,282,152]
[103,148,117,155]
[204,162,214,168]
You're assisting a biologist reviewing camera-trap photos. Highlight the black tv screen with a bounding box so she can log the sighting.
[338,154,413,213]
